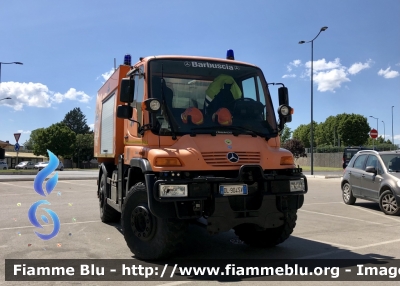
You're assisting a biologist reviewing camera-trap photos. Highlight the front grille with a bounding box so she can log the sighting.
[202,152,260,167]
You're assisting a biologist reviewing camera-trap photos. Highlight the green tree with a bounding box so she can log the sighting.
[33,123,76,158]
[337,114,370,146]
[24,128,44,151]
[280,124,292,144]
[282,139,307,159]
[292,121,318,148]
[62,107,91,135]
[73,133,94,166]
[315,116,340,146]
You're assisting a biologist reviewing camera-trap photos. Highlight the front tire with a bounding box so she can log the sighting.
[342,182,356,205]
[234,211,297,247]
[379,190,400,216]
[99,172,120,223]
[122,182,188,260]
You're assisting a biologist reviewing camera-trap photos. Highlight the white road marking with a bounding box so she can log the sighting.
[353,205,400,223]
[0,220,101,231]
[58,181,96,187]
[303,202,343,205]
[0,182,32,189]
[299,209,392,226]
[156,282,192,286]
[296,237,400,259]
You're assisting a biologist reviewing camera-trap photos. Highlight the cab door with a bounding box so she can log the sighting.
[125,65,145,140]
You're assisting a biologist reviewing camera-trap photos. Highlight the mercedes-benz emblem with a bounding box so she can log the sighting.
[227,152,239,163]
[184,61,191,67]
[234,66,240,70]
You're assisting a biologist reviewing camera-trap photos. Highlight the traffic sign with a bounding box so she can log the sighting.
[370,129,378,139]
[14,143,20,152]
[14,133,21,143]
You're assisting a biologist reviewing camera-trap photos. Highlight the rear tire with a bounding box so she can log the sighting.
[379,190,400,216]
[122,182,188,260]
[234,211,297,247]
[99,172,120,223]
[342,182,356,205]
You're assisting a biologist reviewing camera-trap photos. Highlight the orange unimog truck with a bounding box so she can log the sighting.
[94,51,308,260]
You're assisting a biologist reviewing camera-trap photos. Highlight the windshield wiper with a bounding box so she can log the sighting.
[191,125,260,137]
[160,67,177,140]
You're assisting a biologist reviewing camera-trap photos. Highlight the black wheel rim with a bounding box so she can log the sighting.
[131,205,153,241]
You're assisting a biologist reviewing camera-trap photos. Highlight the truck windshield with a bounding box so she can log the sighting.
[148,59,278,138]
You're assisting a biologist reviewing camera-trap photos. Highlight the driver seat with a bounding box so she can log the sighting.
[206,83,236,115]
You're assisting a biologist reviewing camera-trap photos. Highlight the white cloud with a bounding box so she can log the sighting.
[100,68,115,82]
[0,82,91,111]
[378,67,400,79]
[295,58,375,92]
[348,59,372,75]
[282,74,296,78]
[291,59,301,67]
[313,68,350,92]
[286,59,301,72]
[89,123,94,131]
[17,130,31,134]
[305,58,342,71]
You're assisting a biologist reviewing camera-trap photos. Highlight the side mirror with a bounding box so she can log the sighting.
[278,86,289,106]
[365,166,377,175]
[117,105,133,119]
[119,78,135,103]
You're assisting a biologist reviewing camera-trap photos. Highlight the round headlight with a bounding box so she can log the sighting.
[280,106,289,116]
[150,100,160,111]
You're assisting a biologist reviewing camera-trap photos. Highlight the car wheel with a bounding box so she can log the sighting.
[379,190,400,216]
[342,182,356,205]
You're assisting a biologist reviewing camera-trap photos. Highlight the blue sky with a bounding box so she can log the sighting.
[0,0,399,147]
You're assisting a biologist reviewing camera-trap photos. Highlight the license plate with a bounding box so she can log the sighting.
[219,184,248,196]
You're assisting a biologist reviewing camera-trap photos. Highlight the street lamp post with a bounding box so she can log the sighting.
[299,26,328,175]
[0,62,23,84]
[369,116,378,133]
[382,120,385,142]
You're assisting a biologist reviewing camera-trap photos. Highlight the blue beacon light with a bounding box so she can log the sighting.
[226,49,234,60]
[124,54,131,65]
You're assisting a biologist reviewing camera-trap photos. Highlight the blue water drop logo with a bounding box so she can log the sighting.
[33,150,59,196]
[28,200,60,240]
[29,150,60,240]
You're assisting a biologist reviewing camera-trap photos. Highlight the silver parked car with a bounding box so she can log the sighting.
[15,161,36,170]
[341,150,400,215]
[0,161,8,170]
[35,161,64,171]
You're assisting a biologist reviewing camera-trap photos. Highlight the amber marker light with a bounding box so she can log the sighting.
[154,157,182,167]
[280,156,294,165]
